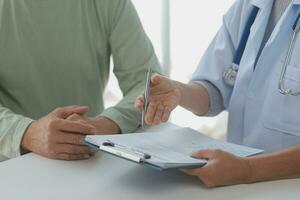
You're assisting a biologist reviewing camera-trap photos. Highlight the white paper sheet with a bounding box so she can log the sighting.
[85,128,263,170]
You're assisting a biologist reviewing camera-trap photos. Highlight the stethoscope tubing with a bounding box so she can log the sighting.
[279,12,300,96]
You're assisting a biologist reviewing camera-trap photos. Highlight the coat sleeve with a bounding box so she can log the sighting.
[190,0,247,113]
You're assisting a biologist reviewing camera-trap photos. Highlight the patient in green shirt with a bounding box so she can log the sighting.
[0,0,160,161]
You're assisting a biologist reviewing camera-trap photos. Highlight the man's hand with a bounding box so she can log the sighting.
[181,150,252,188]
[66,114,121,135]
[22,106,98,160]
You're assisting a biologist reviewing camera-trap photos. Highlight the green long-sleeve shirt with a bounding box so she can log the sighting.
[0,0,160,161]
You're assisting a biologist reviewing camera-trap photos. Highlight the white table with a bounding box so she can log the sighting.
[0,123,299,200]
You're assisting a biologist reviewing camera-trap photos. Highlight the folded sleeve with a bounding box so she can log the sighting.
[99,0,161,133]
[192,80,225,116]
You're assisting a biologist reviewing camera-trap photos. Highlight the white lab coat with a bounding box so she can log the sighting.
[191,0,300,153]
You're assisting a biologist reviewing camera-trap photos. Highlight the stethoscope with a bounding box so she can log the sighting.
[223,6,300,96]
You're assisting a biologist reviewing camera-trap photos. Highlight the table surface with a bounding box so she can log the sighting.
[0,123,299,200]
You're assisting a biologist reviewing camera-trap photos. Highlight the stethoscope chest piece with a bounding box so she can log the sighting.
[222,6,259,87]
[223,63,238,87]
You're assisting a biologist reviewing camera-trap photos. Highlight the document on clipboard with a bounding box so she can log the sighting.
[83,128,263,171]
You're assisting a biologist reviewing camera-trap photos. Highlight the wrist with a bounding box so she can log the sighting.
[243,157,257,184]
[91,116,121,134]
[21,121,36,152]
[172,80,183,105]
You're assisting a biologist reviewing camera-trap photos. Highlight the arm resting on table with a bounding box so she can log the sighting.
[247,145,300,183]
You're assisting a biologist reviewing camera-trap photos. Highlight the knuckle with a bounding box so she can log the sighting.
[53,107,62,113]
[45,132,55,143]
[48,119,60,130]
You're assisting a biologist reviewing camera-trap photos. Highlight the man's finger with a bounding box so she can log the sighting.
[54,119,96,134]
[53,106,89,119]
[56,144,96,155]
[67,113,83,121]
[55,132,86,145]
[56,153,91,161]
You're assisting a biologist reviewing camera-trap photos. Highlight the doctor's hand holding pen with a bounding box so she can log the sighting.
[135,74,180,125]
[135,74,210,125]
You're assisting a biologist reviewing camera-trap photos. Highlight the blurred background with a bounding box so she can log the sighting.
[104,0,235,139]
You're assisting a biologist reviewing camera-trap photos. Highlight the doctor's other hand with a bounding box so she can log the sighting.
[135,74,181,125]
[21,106,98,161]
[181,150,252,188]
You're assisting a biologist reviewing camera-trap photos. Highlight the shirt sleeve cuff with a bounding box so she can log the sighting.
[190,80,225,116]
[13,117,34,158]
[100,107,140,134]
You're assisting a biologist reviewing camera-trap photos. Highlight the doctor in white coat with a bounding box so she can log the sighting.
[136,0,300,187]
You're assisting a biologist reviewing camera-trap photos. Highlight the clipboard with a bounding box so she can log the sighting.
[83,128,263,171]
[82,139,207,170]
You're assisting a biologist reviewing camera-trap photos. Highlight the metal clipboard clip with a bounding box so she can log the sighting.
[100,140,151,163]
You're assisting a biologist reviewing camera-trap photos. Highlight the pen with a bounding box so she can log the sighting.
[102,140,151,159]
[141,66,152,129]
